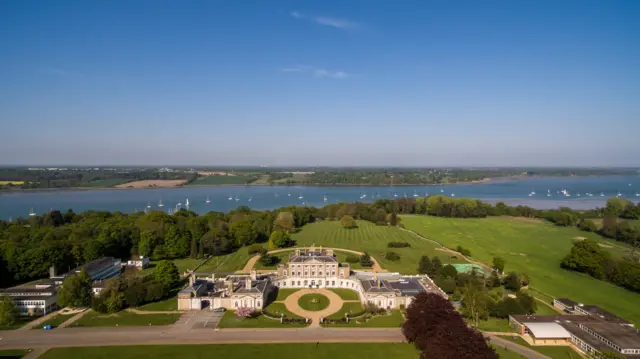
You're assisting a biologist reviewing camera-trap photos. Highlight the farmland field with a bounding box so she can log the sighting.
[401,215,640,325]
[290,220,467,273]
[0,181,24,185]
[39,343,420,359]
[76,179,133,187]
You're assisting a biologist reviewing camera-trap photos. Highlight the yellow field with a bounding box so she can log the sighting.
[0,181,24,185]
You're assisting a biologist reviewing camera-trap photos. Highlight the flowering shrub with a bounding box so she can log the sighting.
[236,307,254,318]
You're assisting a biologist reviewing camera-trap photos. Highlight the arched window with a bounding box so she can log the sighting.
[284,270,287,276]
[331,271,335,276]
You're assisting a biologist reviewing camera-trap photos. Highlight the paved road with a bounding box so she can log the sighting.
[0,326,405,350]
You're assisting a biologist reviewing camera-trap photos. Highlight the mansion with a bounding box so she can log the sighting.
[178,246,446,311]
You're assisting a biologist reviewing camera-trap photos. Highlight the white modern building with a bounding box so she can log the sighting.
[0,280,57,316]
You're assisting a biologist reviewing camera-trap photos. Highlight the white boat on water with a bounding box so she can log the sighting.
[228,196,233,200]
[158,199,164,207]
[248,196,252,202]
[547,190,551,197]
[298,193,303,199]
[393,192,398,197]
[323,195,328,202]
[29,208,36,217]
[185,198,190,207]
[450,193,456,197]
[412,191,418,197]
[206,196,211,204]
[288,192,291,197]
[146,202,151,209]
[235,196,239,202]
[601,192,604,197]
[440,188,444,193]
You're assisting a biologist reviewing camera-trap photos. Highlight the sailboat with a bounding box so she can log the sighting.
[28,208,36,217]
[600,192,604,197]
[288,192,291,197]
[235,196,239,202]
[393,192,398,197]
[323,195,328,202]
[248,196,252,202]
[547,190,551,197]
[412,190,418,197]
[228,196,233,200]
[450,193,456,197]
[158,199,164,207]
[146,202,151,209]
[440,188,444,193]
[185,198,190,208]
[206,196,211,204]
[298,193,303,199]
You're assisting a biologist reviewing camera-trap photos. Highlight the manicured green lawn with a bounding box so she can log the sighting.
[0,349,29,358]
[497,336,580,359]
[39,343,419,359]
[327,302,364,319]
[298,293,330,311]
[69,310,180,327]
[290,220,467,274]
[535,303,560,315]
[31,313,75,329]
[324,310,404,328]
[0,317,33,331]
[401,215,640,325]
[275,288,298,301]
[254,249,363,270]
[264,303,302,318]
[136,295,178,311]
[198,251,256,273]
[217,311,308,328]
[473,317,515,333]
[493,346,527,359]
[329,288,360,301]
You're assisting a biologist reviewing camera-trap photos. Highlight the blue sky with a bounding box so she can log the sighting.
[1,0,639,166]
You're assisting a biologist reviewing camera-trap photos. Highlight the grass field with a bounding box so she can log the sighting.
[39,343,420,359]
[298,293,330,311]
[198,251,256,273]
[329,288,360,300]
[493,346,528,359]
[327,302,364,319]
[217,311,308,328]
[189,175,254,186]
[0,181,24,185]
[32,313,75,329]
[535,303,561,315]
[290,220,467,274]
[0,349,28,358]
[275,288,298,301]
[136,295,178,311]
[472,317,516,333]
[324,310,404,327]
[69,310,180,327]
[140,258,206,276]
[0,317,33,331]
[264,302,302,318]
[401,215,640,325]
[497,336,580,359]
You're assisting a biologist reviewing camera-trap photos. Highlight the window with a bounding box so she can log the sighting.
[234,302,238,307]
[319,272,323,276]
[257,301,261,307]
[331,271,335,276]
[332,281,335,286]
[304,280,308,286]
[297,281,301,286]
[284,270,287,276]
[311,272,315,276]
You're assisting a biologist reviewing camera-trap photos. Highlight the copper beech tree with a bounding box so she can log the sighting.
[402,292,498,359]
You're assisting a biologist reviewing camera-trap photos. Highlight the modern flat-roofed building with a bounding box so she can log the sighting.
[0,280,57,316]
[51,257,121,285]
[553,298,577,313]
[123,256,150,269]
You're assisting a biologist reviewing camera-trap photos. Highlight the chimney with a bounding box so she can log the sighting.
[245,277,252,289]
[49,266,56,278]
[378,279,381,289]
[250,270,257,281]
[295,249,300,257]
[189,273,195,287]
[227,281,234,294]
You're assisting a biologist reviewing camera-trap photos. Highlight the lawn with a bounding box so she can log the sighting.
[329,288,360,300]
[492,346,528,359]
[136,295,178,311]
[401,215,640,325]
[497,336,580,359]
[0,317,33,331]
[0,349,28,358]
[39,343,420,359]
[198,251,256,273]
[140,258,206,276]
[264,302,302,318]
[275,288,298,301]
[32,313,75,329]
[217,311,308,328]
[324,310,404,327]
[327,302,364,319]
[69,310,180,327]
[290,220,467,274]
[473,317,515,333]
[535,302,561,315]
[298,293,330,311]
[189,175,255,186]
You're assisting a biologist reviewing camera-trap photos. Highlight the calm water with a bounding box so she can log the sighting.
[1,176,640,219]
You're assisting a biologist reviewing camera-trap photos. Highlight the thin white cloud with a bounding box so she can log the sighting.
[290,11,360,31]
[314,17,358,30]
[290,11,304,19]
[280,65,350,79]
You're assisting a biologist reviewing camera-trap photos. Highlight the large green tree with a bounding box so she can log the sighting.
[57,270,92,308]
[268,230,292,249]
[154,260,179,289]
[0,296,18,327]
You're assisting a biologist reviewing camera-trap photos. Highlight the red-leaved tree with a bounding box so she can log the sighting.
[403,292,498,359]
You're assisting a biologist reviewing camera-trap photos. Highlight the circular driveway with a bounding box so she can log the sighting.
[283,289,345,325]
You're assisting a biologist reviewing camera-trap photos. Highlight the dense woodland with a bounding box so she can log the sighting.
[1,196,638,292]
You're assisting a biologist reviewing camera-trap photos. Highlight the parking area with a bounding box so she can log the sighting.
[173,310,224,331]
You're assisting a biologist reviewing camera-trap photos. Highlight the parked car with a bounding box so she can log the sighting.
[213,307,226,312]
